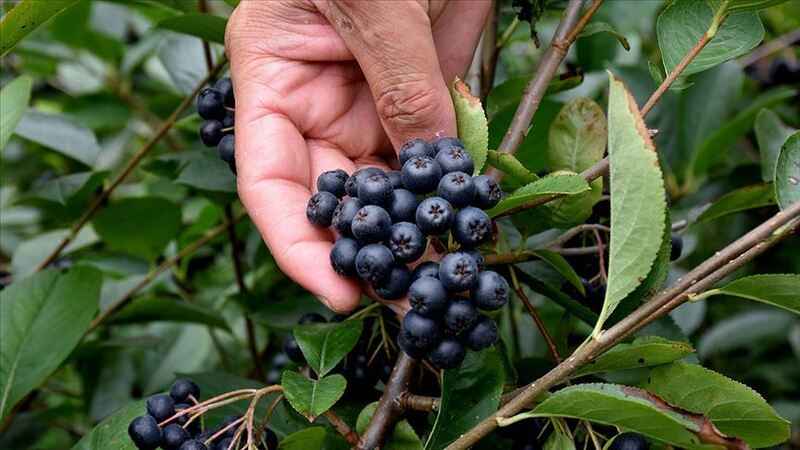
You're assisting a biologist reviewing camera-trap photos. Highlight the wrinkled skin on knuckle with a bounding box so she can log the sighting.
[375,76,445,134]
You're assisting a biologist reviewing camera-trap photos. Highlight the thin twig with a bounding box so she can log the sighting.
[739,28,800,67]
[35,57,228,272]
[198,0,215,75]
[87,211,244,331]
[445,202,800,449]
[324,410,360,446]
[510,267,562,364]
[480,4,499,101]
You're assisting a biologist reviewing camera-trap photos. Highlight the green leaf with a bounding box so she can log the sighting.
[0,75,32,151]
[728,0,791,12]
[0,267,102,419]
[358,402,423,450]
[30,171,108,206]
[144,325,213,394]
[579,22,630,51]
[517,383,733,449]
[515,269,599,326]
[597,73,667,334]
[695,184,776,224]
[92,197,182,261]
[451,78,488,174]
[112,296,230,329]
[278,427,328,450]
[775,131,800,210]
[486,75,582,119]
[72,400,144,450]
[532,250,586,296]
[697,274,800,315]
[486,150,539,184]
[574,337,694,377]
[175,150,237,193]
[156,13,228,44]
[0,0,81,56]
[281,372,347,421]
[487,174,590,218]
[754,109,796,182]
[697,310,795,358]
[11,226,98,277]
[544,426,576,450]
[657,0,764,78]
[691,87,796,178]
[643,362,791,447]
[293,320,363,377]
[425,348,505,449]
[14,111,102,166]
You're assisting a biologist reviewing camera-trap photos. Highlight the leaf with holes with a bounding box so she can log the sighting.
[293,320,362,377]
[643,362,790,447]
[775,131,800,210]
[281,371,347,421]
[451,78,488,174]
[696,184,776,224]
[574,337,694,377]
[596,73,667,335]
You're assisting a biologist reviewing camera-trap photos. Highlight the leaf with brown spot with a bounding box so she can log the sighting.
[451,77,488,174]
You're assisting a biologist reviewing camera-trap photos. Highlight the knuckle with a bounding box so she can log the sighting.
[375,76,445,132]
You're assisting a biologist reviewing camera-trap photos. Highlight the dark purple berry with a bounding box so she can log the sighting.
[401,310,441,351]
[200,120,224,147]
[464,315,498,351]
[473,175,503,209]
[388,222,426,263]
[197,88,225,120]
[471,270,509,310]
[609,433,649,450]
[332,198,362,237]
[146,394,175,422]
[438,252,479,292]
[443,298,478,336]
[387,188,418,223]
[436,146,474,174]
[408,277,447,318]
[213,77,235,107]
[162,423,190,450]
[398,330,427,359]
[351,205,392,243]
[172,403,200,435]
[428,338,466,369]
[222,111,234,129]
[345,167,384,197]
[415,197,454,235]
[178,440,207,450]
[411,261,440,281]
[128,415,162,450]
[358,172,393,206]
[401,156,442,194]
[437,171,475,208]
[306,191,339,227]
[386,170,403,189]
[399,138,435,165]
[217,134,235,168]
[330,237,359,276]
[317,169,349,198]
[452,207,492,247]
[374,265,412,300]
[355,244,394,283]
[170,379,200,403]
[431,137,465,154]
[464,248,485,270]
[670,234,683,261]
[284,335,304,363]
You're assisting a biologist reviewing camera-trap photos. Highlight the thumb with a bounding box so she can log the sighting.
[315,1,456,151]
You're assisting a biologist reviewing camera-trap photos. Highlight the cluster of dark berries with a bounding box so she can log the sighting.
[128,378,278,450]
[197,77,236,174]
[305,137,508,369]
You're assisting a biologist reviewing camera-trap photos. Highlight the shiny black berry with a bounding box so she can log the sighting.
[200,120,224,147]
[374,265,412,300]
[284,335,305,363]
[408,277,447,318]
[401,156,442,194]
[162,423,190,450]
[464,248,485,271]
[428,338,466,369]
[213,77,235,107]
[436,146,474,174]
[306,191,339,227]
[128,415,162,450]
[471,270,509,310]
[222,111,234,129]
[452,207,492,247]
[388,222,426,263]
[317,169,349,198]
[197,88,226,120]
[330,237,359,276]
[431,137,464,154]
[411,261,440,281]
[217,134,235,169]
[355,244,394,283]
[398,330,427,359]
[443,298,478,336]
[473,175,503,209]
[332,198,362,237]
[437,171,475,208]
[358,172,393,206]
[438,252,479,292]
[178,440,207,450]
[345,167,384,197]
[609,433,649,450]
[401,310,441,352]
[170,379,200,403]
[146,394,175,422]
[387,188,418,223]
[464,315,498,351]
[670,234,683,261]
[351,205,392,243]
[399,138,435,165]
[386,170,403,189]
[416,197,454,235]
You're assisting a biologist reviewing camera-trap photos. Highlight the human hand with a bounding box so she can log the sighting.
[226,0,491,312]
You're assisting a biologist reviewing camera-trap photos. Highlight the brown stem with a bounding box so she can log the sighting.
[445,202,800,449]
[480,4,499,101]
[87,211,244,332]
[399,393,439,412]
[35,57,228,272]
[324,410,360,446]
[357,353,418,450]
[198,0,215,75]
[739,29,800,67]
[510,267,562,364]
